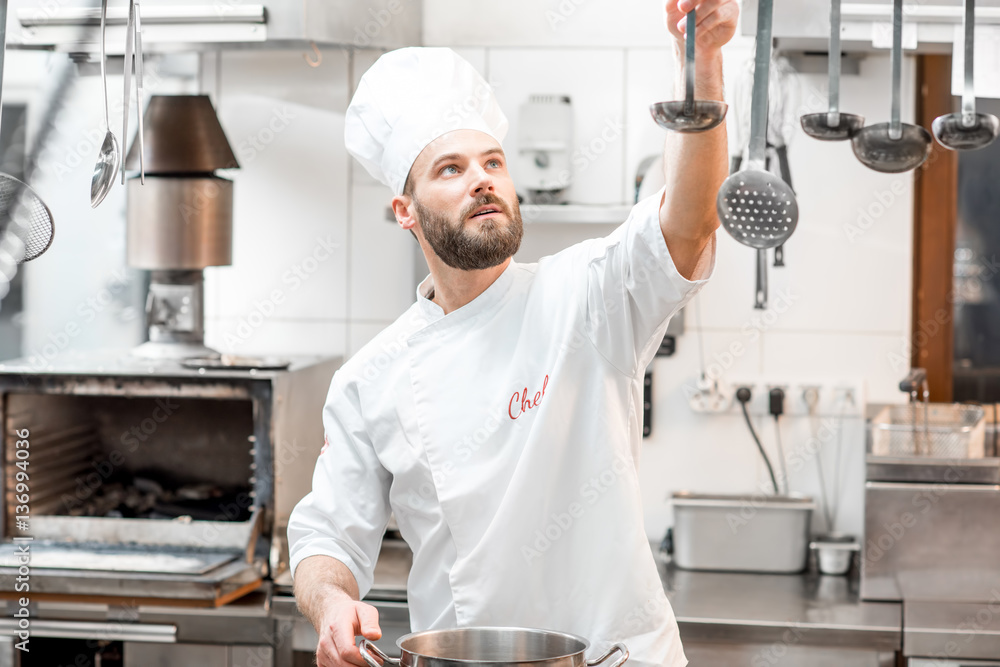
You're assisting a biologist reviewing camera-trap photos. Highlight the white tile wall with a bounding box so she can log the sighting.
[351,184,418,321]
[488,48,626,204]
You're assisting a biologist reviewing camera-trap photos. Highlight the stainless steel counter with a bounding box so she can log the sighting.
[659,555,901,651]
[274,541,902,653]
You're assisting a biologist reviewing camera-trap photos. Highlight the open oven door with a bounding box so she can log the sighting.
[0,509,264,606]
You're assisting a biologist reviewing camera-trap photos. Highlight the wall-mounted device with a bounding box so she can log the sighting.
[518,95,573,205]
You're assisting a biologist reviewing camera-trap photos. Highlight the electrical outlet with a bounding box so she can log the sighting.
[687,377,734,413]
[723,378,867,418]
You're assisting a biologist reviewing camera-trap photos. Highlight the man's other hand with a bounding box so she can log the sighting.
[315,596,383,667]
[665,0,740,52]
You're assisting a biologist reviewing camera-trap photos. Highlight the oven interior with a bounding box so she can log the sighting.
[3,392,256,535]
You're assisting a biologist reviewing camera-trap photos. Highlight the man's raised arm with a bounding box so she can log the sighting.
[658,0,739,279]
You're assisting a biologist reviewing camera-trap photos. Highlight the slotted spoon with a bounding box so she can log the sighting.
[716,0,798,250]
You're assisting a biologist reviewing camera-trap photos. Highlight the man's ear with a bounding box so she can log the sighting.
[391,195,417,232]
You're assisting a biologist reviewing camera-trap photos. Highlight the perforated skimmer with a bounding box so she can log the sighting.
[715,0,798,250]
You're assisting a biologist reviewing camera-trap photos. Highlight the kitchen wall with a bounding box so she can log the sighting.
[9,0,917,541]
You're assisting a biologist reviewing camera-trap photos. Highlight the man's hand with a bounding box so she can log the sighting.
[664,0,739,53]
[315,594,383,667]
[294,555,384,667]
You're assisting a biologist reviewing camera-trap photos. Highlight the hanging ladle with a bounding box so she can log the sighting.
[650,10,728,133]
[932,0,999,151]
[90,0,119,208]
[716,0,799,250]
[851,0,932,173]
[801,0,864,140]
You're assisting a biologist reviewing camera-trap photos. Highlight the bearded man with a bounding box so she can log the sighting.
[289,2,739,665]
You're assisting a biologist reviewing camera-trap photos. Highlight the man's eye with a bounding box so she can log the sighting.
[487,159,501,168]
[441,165,458,175]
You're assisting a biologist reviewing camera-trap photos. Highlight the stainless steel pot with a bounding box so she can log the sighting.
[361,627,629,667]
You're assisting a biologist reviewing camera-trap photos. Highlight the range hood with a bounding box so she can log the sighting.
[743,0,1000,53]
[8,0,422,52]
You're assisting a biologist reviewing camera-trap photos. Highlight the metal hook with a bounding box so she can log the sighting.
[304,41,322,68]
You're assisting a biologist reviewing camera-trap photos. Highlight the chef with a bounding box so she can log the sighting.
[289,2,738,666]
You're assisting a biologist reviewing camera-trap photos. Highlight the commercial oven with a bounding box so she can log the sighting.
[0,351,338,665]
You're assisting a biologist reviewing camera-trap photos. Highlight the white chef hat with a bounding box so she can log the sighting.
[345,47,509,196]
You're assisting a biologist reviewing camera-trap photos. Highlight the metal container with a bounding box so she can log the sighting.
[810,534,860,576]
[361,627,628,667]
[671,492,815,573]
[126,176,234,270]
[870,403,985,458]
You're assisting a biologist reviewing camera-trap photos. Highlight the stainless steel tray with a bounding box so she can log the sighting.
[671,492,814,574]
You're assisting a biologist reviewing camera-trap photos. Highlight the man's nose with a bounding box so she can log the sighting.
[470,164,495,194]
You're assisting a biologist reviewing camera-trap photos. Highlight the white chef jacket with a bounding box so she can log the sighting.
[288,186,715,667]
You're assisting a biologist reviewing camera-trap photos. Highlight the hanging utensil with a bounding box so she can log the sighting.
[121,0,145,185]
[0,0,54,265]
[769,53,798,267]
[716,0,799,250]
[754,248,768,308]
[772,142,793,267]
[650,10,728,133]
[90,0,119,208]
[801,0,865,141]
[851,0,932,173]
[932,0,999,151]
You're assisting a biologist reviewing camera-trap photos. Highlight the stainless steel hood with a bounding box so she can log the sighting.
[8,0,422,52]
[743,0,1000,54]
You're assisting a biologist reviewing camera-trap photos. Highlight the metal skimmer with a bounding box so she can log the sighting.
[716,0,798,250]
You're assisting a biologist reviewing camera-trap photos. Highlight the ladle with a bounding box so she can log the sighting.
[931,0,999,151]
[90,0,119,208]
[650,10,728,133]
[716,0,799,250]
[801,0,864,140]
[851,0,932,173]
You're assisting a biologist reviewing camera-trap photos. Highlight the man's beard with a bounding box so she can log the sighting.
[416,192,523,271]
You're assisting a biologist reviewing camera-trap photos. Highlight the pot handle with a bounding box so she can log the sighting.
[586,643,629,667]
[360,639,402,667]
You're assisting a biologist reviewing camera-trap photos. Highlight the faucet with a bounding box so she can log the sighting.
[899,368,930,455]
[899,368,929,402]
